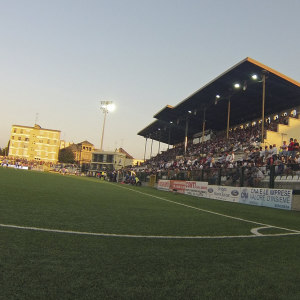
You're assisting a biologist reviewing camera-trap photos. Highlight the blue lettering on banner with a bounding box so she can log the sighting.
[231,190,239,196]
[241,189,248,199]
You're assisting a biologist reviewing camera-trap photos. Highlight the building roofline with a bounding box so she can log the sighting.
[246,57,300,87]
[12,125,61,132]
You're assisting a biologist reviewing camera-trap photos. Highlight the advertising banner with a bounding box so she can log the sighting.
[169,180,186,194]
[206,185,240,203]
[184,181,208,198]
[7,164,29,170]
[157,180,293,211]
[157,180,170,191]
[239,188,292,210]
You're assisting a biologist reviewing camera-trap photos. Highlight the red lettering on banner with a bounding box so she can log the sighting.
[170,180,186,193]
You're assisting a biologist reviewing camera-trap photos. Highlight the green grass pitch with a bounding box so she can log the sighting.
[0,167,300,299]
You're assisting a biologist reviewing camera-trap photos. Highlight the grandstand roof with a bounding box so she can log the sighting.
[138,57,300,145]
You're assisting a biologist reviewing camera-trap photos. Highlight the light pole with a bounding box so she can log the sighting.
[251,70,268,143]
[261,70,268,143]
[100,101,115,151]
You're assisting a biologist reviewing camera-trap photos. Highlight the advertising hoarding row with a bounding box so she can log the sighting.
[157,180,292,210]
[157,180,208,197]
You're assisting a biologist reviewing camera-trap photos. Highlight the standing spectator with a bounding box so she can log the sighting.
[280,141,288,157]
[263,146,269,162]
[267,145,273,165]
[259,146,264,161]
[293,139,299,154]
[288,138,294,158]
[272,144,278,160]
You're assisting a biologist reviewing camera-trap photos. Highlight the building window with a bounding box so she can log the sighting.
[12,136,15,140]
[18,137,21,141]
[13,129,17,133]
[107,155,113,163]
[47,139,50,144]
[25,138,29,142]
[20,129,23,134]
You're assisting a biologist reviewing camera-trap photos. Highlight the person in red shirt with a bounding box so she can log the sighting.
[294,138,299,155]
[288,138,294,158]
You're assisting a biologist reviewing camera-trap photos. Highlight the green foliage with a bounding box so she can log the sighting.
[0,146,9,156]
[0,168,300,299]
[58,147,75,163]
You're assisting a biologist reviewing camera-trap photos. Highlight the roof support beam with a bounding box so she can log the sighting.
[143,137,148,162]
[226,97,231,139]
[184,118,189,155]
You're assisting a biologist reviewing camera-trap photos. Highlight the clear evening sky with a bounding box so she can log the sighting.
[0,0,299,159]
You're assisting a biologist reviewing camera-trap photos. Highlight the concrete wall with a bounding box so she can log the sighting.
[264,117,300,147]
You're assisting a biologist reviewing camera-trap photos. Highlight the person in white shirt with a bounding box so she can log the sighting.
[272,144,278,159]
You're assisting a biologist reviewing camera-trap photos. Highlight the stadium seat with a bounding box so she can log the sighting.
[274,176,281,182]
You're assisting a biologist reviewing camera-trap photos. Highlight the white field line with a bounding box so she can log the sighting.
[0,223,300,239]
[1,182,299,240]
[113,183,300,234]
[250,227,271,236]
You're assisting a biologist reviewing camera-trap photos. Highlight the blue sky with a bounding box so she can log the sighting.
[0,0,299,159]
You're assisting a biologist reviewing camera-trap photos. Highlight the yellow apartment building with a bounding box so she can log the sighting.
[8,124,61,163]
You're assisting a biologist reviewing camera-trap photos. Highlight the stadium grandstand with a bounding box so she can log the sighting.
[137,57,300,189]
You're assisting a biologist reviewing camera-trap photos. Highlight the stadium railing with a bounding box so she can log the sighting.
[136,164,300,189]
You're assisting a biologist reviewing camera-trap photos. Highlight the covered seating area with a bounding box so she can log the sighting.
[138,57,300,158]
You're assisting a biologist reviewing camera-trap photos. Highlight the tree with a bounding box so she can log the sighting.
[0,146,9,156]
[58,148,75,163]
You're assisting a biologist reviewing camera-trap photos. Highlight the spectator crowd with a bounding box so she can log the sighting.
[135,113,300,176]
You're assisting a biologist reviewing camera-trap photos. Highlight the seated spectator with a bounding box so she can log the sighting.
[280,141,288,157]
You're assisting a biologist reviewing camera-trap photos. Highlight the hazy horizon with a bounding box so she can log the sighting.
[1,0,299,159]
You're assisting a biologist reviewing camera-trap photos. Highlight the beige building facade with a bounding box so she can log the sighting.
[90,148,134,172]
[8,124,61,163]
[69,140,95,165]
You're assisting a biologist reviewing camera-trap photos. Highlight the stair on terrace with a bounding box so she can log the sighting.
[264,116,300,147]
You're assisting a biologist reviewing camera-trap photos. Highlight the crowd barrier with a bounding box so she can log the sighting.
[137,164,300,190]
[2,164,29,170]
[157,180,293,211]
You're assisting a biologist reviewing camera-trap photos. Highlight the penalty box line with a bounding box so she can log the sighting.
[112,183,300,234]
[0,223,299,239]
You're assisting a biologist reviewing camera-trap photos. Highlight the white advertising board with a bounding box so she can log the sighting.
[7,164,29,170]
[158,180,293,211]
[184,181,208,198]
[206,185,240,203]
[239,187,292,210]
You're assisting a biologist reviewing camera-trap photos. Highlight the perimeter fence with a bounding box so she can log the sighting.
[135,163,300,190]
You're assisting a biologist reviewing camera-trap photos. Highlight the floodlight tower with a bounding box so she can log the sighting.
[100,101,115,151]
